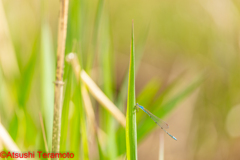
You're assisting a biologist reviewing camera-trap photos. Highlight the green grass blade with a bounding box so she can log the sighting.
[79,85,89,160]
[92,0,104,47]
[69,86,81,159]
[99,12,118,159]
[136,79,161,107]
[97,136,106,160]
[65,0,82,54]
[116,25,149,112]
[116,25,150,156]
[86,0,104,72]
[18,35,39,108]
[71,68,89,160]
[60,67,72,157]
[40,22,55,149]
[150,72,186,110]
[126,21,137,160]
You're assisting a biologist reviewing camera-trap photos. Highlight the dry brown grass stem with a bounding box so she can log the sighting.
[66,53,126,127]
[0,123,26,160]
[68,55,109,150]
[39,113,49,153]
[52,0,69,157]
[81,85,97,135]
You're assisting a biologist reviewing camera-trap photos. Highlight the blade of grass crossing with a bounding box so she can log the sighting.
[126,21,137,160]
[81,85,107,160]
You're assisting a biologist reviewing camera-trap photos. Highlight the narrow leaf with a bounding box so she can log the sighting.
[126,21,137,160]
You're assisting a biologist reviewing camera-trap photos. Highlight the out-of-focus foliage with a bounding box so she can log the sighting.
[1,0,240,159]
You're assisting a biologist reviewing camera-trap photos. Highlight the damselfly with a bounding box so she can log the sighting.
[136,103,177,141]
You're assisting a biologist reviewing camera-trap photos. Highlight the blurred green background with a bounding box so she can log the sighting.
[1,0,240,160]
